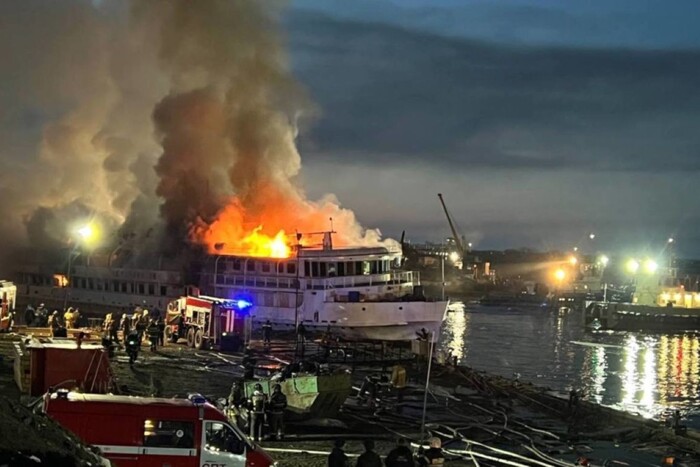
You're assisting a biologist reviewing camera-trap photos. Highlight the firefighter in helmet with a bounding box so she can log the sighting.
[248,383,268,442]
[267,383,287,440]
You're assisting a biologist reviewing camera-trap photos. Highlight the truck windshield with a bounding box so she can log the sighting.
[204,421,245,455]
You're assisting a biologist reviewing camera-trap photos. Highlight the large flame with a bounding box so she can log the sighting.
[242,227,290,258]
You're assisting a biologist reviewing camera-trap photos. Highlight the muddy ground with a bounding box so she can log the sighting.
[3,331,700,465]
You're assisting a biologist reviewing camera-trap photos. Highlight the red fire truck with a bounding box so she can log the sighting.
[43,390,276,467]
[165,294,252,351]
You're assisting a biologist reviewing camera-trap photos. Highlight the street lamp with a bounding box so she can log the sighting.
[62,224,96,311]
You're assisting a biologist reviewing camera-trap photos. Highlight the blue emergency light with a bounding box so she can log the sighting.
[229,293,253,312]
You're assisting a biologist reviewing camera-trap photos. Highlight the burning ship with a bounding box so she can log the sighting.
[15,230,447,341]
[5,1,448,341]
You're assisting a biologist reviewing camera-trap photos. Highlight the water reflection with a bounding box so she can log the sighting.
[443,302,700,427]
[441,302,468,364]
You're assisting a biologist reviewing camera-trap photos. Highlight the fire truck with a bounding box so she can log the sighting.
[165,293,252,351]
[44,390,275,467]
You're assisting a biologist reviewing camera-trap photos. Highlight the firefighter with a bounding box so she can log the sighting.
[48,310,61,337]
[262,319,273,345]
[103,312,113,334]
[267,383,287,440]
[24,305,35,327]
[248,383,268,442]
[385,438,415,467]
[35,303,48,327]
[417,438,444,466]
[176,309,186,340]
[328,439,349,467]
[63,307,75,329]
[134,310,146,346]
[157,317,165,346]
[356,439,382,467]
[120,313,131,341]
[147,319,160,351]
[109,313,120,343]
[227,381,246,429]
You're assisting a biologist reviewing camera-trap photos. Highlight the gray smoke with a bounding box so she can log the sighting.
[0,0,394,273]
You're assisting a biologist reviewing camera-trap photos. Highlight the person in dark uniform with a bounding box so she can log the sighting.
[157,318,165,346]
[328,439,349,467]
[356,439,382,467]
[267,384,287,440]
[147,319,160,351]
[385,438,415,467]
[24,305,35,327]
[417,438,444,466]
[262,320,273,345]
[248,383,268,442]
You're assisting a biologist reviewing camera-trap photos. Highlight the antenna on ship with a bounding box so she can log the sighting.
[322,218,335,251]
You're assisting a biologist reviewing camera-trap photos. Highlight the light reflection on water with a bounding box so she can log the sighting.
[440,301,700,427]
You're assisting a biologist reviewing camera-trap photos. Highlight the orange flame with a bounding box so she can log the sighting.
[241,227,291,258]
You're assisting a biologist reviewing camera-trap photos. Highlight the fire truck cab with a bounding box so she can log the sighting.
[166,294,252,351]
[43,390,275,467]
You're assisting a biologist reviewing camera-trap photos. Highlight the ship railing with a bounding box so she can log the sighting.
[211,271,417,290]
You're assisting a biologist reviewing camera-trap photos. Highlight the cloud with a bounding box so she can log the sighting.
[288,10,700,172]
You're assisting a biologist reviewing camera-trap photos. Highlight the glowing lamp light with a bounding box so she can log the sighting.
[626,259,640,274]
[554,269,566,282]
[569,256,578,265]
[668,237,674,244]
[598,255,609,267]
[589,233,596,240]
[449,252,460,263]
[77,224,94,241]
[644,259,658,273]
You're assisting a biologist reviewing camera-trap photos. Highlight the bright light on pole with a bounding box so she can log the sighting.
[555,269,566,282]
[668,237,674,244]
[449,252,459,263]
[589,233,596,240]
[598,255,609,267]
[569,256,578,266]
[626,259,640,274]
[77,224,94,241]
[644,259,658,274]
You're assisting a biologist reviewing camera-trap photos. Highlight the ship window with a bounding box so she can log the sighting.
[319,262,327,277]
[138,284,145,295]
[277,262,286,274]
[287,263,296,275]
[160,286,167,296]
[361,262,370,275]
[148,284,155,295]
[233,259,242,271]
[370,261,378,274]
[88,279,94,290]
[144,420,194,449]
[311,262,319,277]
[216,274,224,285]
[261,262,271,273]
[121,282,128,293]
[246,260,256,272]
[337,263,345,276]
[304,262,311,277]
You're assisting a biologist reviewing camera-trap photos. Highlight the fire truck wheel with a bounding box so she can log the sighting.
[186,328,196,348]
[164,326,174,342]
[194,329,204,350]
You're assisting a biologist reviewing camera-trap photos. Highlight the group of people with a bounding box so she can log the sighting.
[227,380,288,442]
[102,307,166,352]
[329,437,445,467]
[24,303,85,337]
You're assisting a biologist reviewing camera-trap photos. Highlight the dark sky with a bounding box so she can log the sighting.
[1,0,699,260]
[286,0,700,257]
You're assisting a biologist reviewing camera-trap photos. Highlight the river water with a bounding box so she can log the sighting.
[440,302,700,429]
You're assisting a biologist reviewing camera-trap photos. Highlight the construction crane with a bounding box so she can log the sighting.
[437,193,465,258]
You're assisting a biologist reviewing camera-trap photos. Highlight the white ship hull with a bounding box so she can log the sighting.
[250,300,448,341]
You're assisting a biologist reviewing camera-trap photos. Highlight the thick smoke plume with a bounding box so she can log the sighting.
[0,0,395,273]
